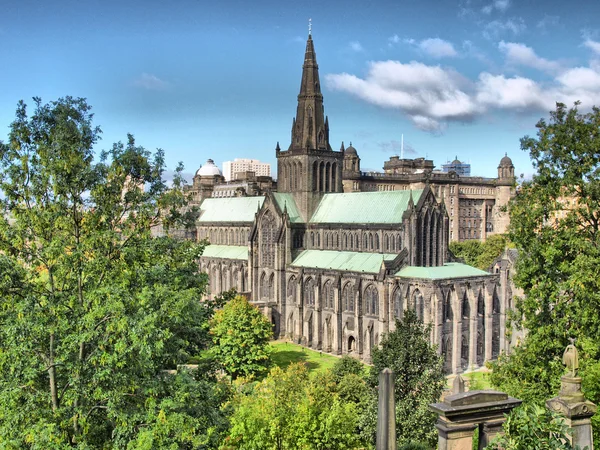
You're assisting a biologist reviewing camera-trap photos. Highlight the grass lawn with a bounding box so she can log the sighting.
[447,369,493,390]
[269,340,343,374]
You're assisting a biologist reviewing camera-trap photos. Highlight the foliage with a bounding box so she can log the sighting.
[397,443,430,450]
[485,404,576,450]
[223,363,366,449]
[0,97,229,447]
[330,355,366,383]
[210,295,273,379]
[489,103,600,444]
[449,234,509,270]
[364,310,445,447]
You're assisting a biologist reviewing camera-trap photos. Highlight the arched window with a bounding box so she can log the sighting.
[384,234,389,251]
[364,233,368,248]
[343,233,348,249]
[311,232,315,247]
[261,212,276,268]
[304,278,315,307]
[369,233,374,250]
[396,234,402,250]
[287,276,296,302]
[317,232,321,247]
[478,292,485,316]
[444,292,453,322]
[268,273,274,299]
[393,289,403,319]
[342,283,354,312]
[461,336,469,362]
[260,272,267,299]
[364,284,379,315]
[323,280,334,309]
[462,292,470,319]
[412,289,424,321]
[375,234,380,251]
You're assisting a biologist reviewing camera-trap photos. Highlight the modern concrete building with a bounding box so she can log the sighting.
[223,158,271,181]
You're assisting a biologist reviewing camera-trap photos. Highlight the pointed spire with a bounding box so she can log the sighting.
[283,200,288,215]
[288,32,330,152]
[276,141,281,152]
[340,141,345,152]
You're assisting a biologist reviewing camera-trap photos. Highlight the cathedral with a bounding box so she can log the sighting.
[197,32,512,374]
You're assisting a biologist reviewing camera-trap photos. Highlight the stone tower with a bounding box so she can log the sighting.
[494,154,516,234]
[276,32,344,220]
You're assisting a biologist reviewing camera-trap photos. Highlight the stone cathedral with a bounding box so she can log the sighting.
[196,33,511,374]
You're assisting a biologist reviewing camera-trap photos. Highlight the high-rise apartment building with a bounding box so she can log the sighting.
[223,158,271,181]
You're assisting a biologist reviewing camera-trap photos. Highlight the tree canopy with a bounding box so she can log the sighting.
[0,97,229,447]
[488,102,600,440]
[209,295,273,380]
[364,310,445,447]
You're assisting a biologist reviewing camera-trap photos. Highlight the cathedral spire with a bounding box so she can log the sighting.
[289,31,331,152]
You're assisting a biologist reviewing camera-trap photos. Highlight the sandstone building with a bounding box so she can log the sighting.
[196,32,512,373]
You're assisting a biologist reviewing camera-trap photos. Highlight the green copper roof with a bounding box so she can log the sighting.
[272,193,303,223]
[201,245,248,260]
[291,250,398,273]
[395,263,490,280]
[310,190,423,224]
[198,197,264,223]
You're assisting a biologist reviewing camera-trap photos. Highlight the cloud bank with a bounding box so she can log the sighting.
[325,40,600,132]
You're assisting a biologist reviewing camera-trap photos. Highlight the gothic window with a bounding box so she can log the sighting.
[444,293,453,322]
[304,278,315,307]
[364,233,368,249]
[260,272,267,299]
[355,233,359,249]
[493,291,500,313]
[287,276,297,301]
[396,234,402,250]
[325,233,329,248]
[393,289,403,319]
[317,232,321,247]
[343,233,348,249]
[311,232,314,247]
[462,292,470,319]
[349,234,353,249]
[342,283,354,312]
[369,233,374,250]
[260,212,276,268]
[477,292,484,316]
[323,280,334,309]
[385,234,389,251]
[364,284,379,315]
[412,289,424,321]
[335,233,339,248]
[268,274,274,299]
[461,335,469,362]
[375,234,380,251]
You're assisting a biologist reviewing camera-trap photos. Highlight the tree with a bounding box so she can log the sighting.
[0,97,229,447]
[209,295,273,380]
[449,234,509,270]
[488,102,600,441]
[485,404,575,450]
[363,310,445,447]
[223,363,366,450]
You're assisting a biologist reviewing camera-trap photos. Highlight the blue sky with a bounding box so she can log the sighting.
[2,0,600,179]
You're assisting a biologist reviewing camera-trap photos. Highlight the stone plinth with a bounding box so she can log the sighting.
[547,376,597,450]
[430,390,522,450]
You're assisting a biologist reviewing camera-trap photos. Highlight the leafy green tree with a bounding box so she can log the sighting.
[0,97,228,448]
[449,234,509,270]
[330,355,366,383]
[363,310,445,447]
[485,404,576,450]
[223,363,365,450]
[210,295,273,380]
[489,102,600,442]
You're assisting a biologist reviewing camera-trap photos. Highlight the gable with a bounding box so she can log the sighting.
[272,193,303,223]
[309,190,423,224]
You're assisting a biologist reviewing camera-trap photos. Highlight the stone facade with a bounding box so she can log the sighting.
[196,33,511,372]
[342,150,515,242]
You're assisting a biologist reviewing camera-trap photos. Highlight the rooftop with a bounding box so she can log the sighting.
[198,197,264,223]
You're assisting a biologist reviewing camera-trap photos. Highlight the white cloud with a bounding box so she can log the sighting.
[482,0,510,14]
[388,34,401,45]
[325,39,600,133]
[133,73,169,90]
[584,39,600,55]
[325,61,480,132]
[418,38,458,58]
[483,18,526,39]
[499,41,563,74]
[349,41,364,52]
